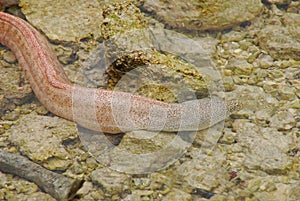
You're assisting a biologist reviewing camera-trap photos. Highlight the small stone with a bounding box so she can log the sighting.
[176,149,229,192]
[8,114,76,170]
[111,194,121,201]
[258,54,274,69]
[235,121,292,173]
[222,31,248,43]
[247,178,300,200]
[132,177,151,190]
[222,69,233,76]
[85,157,98,170]
[227,59,254,75]
[162,189,192,201]
[90,168,130,193]
[2,51,17,64]
[3,110,20,121]
[223,76,235,91]
[43,157,72,171]
[97,130,191,173]
[239,40,252,51]
[123,190,154,201]
[219,129,237,144]
[270,111,296,130]
[121,131,167,153]
[35,105,48,115]
[229,86,279,120]
[277,84,296,100]
[254,109,274,126]
[54,45,76,65]
[76,182,93,196]
[286,99,300,109]
[263,81,278,94]
[89,191,105,200]
[150,173,172,191]
[287,1,300,13]
[248,69,267,85]
[0,127,4,135]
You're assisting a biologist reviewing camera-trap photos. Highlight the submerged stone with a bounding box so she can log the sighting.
[258,13,300,60]
[20,0,104,41]
[8,114,77,170]
[140,0,263,31]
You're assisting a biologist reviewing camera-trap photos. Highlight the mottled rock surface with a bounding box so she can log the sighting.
[20,0,104,41]
[258,13,300,60]
[90,168,130,193]
[8,114,77,170]
[0,172,55,201]
[140,0,263,31]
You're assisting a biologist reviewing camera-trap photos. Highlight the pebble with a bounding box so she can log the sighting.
[270,110,296,130]
[2,51,16,64]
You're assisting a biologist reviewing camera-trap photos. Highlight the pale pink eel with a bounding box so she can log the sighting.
[0,12,240,133]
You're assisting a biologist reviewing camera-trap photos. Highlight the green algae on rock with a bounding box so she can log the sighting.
[83,2,218,102]
[100,1,148,40]
[106,50,210,102]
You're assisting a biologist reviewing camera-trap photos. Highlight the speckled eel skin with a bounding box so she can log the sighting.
[0,12,240,133]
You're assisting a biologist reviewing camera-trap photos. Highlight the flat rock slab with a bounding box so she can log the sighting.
[8,113,77,171]
[20,0,104,41]
[140,0,263,31]
[258,13,300,60]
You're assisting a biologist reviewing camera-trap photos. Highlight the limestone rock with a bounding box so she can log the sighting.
[20,0,104,41]
[90,168,130,193]
[8,114,77,170]
[140,0,263,31]
[258,13,300,60]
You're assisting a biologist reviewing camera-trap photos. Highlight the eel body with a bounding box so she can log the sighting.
[0,12,239,133]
